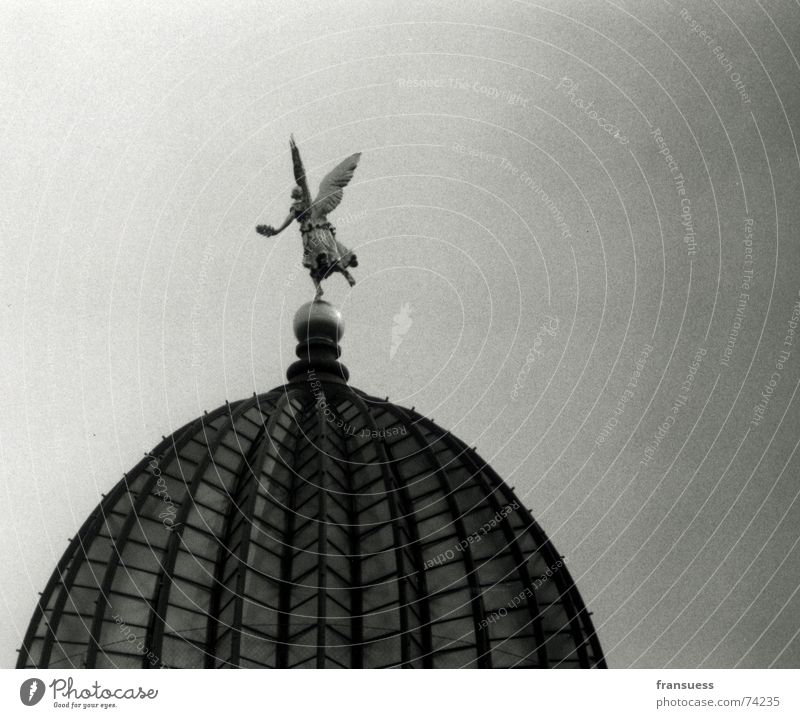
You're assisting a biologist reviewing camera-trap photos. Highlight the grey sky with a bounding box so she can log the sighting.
[2,0,800,668]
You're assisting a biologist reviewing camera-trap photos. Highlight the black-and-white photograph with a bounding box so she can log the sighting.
[1,0,799,712]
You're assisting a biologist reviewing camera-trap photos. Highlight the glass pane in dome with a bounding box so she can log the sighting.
[73,558,107,590]
[161,634,205,668]
[245,545,281,583]
[162,605,207,638]
[361,581,400,614]
[363,633,400,667]
[22,637,45,665]
[196,473,234,506]
[205,458,240,492]
[213,444,246,472]
[413,494,450,521]
[213,630,232,660]
[179,437,213,466]
[91,652,142,669]
[534,573,564,603]
[242,571,280,609]
[286,584,317,617]
[242,404,268,426]
[286,644,316,668]
[475,555,521,587]
[292,480,319,511]
[163,459,197,489]
[110,566,157,600]
[111,491,138,517]
[178,525,219,562]
[48,644,87,668]
[427,586,474,619]
[186,500,225,536]
[173,550,215,584]
[105,591,151,625]
[420,533,462,563]
[288,545,318,581]
[513,527,541,556]
[132,500,174,535]
[60,586,97,615]
[229,424,259,450]
[433,645,479,668]
[544,632,581,664]
[387,435,422,461]
[459,505,504,539]
[415,512,457,544]
[166,575,212,613]
[448,474,484,502]
[324,519,350,549]
[489,638,538,667]
[429,611,474,641]
[241,634,278,665]
[54,613,92,645]
[357,496,392,527]
[97,510,128,539]
[404,472,440,501]
[485,603,536,638]
[425,562,470,594]
[98,628,149,658]
[360,552,396,586]
[504,507,529,531]
[119,471,149,497]
[479,578,524,610]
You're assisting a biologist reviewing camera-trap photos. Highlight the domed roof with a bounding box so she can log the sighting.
[18,302,605,669]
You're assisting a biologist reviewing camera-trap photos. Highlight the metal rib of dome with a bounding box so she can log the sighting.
[17,302,605,669]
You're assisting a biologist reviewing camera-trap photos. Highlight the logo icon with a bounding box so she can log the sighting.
[390,302,413,359]
[20,678,45,706]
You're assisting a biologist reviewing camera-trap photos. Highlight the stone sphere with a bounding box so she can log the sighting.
[293,300,344,344]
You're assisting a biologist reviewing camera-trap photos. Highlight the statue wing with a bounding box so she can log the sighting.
[311,152,361,220]
[290,135,312,209]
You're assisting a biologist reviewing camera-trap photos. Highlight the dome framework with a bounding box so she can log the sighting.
[18,303,605,669]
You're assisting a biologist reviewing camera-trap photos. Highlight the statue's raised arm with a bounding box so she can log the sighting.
[256,136,362,300]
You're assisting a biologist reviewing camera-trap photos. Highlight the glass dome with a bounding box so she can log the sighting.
[17,302,605,669]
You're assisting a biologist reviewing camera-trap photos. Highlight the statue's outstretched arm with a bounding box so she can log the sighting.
[256,212,294,237]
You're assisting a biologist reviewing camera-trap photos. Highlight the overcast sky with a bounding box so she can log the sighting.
[2,0,800,669]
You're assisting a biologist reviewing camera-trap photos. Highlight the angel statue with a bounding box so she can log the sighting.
[256,136,361,299]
